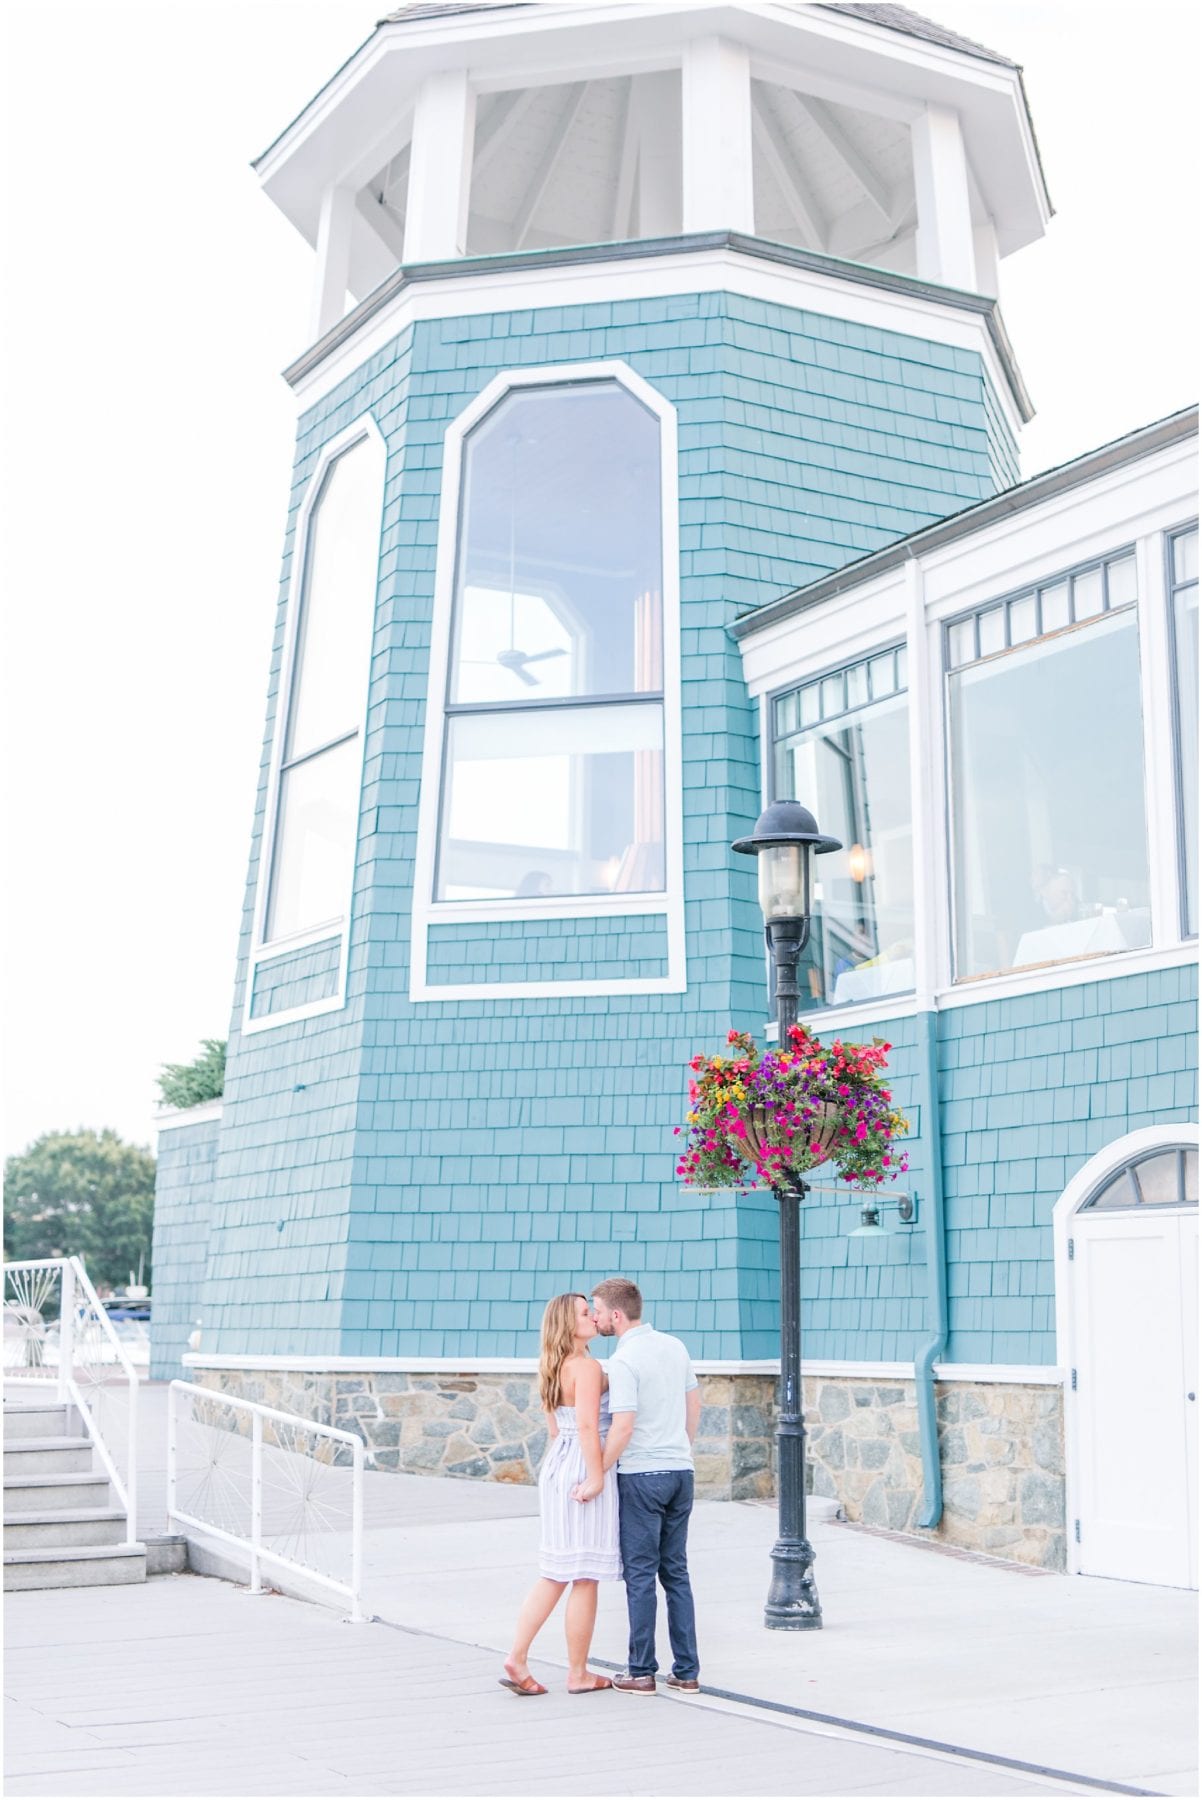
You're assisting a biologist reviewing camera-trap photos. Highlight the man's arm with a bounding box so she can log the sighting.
[602,1411,635,1471]
[685,1387,701,1444]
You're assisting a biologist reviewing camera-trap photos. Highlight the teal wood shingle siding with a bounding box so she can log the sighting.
[149,1114,219,1378]
[186,286,1026,1361]
[937,961,1198,1365]
[250,935,341,1018]
[426,914,670,985]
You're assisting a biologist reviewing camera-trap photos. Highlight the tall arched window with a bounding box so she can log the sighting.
[246,419,385,1029]
[411,364,684,1001]
[439,379,665,902]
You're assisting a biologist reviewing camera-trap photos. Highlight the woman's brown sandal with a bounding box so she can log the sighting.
[568,1674,613,1694]
[499,1674,548,1696]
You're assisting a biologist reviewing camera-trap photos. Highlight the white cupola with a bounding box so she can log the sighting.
[255,1,1051,344]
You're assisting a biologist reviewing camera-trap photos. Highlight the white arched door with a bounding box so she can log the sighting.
[1063,1137,1198,1589]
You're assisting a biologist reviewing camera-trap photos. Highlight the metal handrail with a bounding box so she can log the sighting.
[167,1379,365,1622]
[3,1256,140,1543]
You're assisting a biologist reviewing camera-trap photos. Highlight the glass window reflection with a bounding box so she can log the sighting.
[773,651,913,1012]
[438,380,666,902]
[948,609,1151,978]
[1170,525,1198,935]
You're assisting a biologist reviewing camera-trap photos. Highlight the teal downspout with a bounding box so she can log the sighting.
[913,1007,948,1529]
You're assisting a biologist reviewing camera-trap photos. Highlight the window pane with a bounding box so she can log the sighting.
[821,673,845,718]
[287,438,381,761]
[978,607,1005,656]
[437,703,665,900]
[846,661,869,708]
[1174,569,1199,932]
[779,693,913,1012]
[1175,529,1198,584]
[1133,1152,1183,1206]
[1084,1168,1142,1211]
[949,610,1151,978]
[1107,555,1137,608]
[1008,594,1038,646]
[1073,567,1104,620]
[800,682,821,728]
[449,384,662,704]
[1084,1149,1198,1211]
[947,620,974,668]
[266,737,361,940]
[777,692,799,737]
[1041,582,1070,633]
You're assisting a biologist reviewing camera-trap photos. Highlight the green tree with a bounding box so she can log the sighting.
[157,1038,225,1109]
[3,1129,156,1293]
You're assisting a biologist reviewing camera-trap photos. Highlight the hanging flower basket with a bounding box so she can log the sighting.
[675,1027,909,1192]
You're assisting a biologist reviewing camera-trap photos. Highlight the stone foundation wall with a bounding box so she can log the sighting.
[804,1374,1065,1570]
[189,1364,1064,1566]
[189,1366,776,1498]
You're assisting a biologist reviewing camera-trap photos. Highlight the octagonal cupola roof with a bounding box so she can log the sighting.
[257,1,1051,342]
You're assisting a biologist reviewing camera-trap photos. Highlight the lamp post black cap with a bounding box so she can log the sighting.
[732,798,842,857]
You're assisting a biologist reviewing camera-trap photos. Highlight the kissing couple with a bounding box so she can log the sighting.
[500,1278,702,1698]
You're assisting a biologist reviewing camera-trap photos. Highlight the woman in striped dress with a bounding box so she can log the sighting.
[500,1293,620,1696]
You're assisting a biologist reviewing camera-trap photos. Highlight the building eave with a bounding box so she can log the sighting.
[282,228,1033,422]
[731,404,1200,642]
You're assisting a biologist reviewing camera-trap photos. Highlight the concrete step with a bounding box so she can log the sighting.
[4,1438,93,1477]
[3,1542,146,1592]
[3,1507,128,1549]
[4,1472,110,1513]
[3,1403,78,1440]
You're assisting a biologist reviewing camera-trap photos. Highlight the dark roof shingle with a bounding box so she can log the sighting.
[816,4,1015,66]
[379,3,529,22]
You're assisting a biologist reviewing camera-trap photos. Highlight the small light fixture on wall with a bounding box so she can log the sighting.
[850,1193,916,1236]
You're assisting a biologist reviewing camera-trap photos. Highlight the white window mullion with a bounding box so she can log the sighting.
[1136,531,1180,949]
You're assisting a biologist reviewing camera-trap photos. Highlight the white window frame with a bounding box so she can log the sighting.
[746,481,1196,1034]
[410,361,685,1002]
[242,414,386,1035]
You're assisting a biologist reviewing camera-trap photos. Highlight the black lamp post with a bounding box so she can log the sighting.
[733,798,841,1632]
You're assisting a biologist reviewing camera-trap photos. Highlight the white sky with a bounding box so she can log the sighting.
[1,1,1198,1162]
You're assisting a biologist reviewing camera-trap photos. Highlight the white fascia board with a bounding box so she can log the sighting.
[154,1101,224,1132]
[918,438,1199,620]
[288,245,1024,447]
[739,566,908,697]
[256,2,1046,257]
[183,1351,1064,1383]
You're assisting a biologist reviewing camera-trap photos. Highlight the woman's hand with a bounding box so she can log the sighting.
[571,1475,605,1504]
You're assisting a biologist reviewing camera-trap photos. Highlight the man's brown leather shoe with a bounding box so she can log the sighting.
[666,1674,701,1693]
[612,1673,657,1695]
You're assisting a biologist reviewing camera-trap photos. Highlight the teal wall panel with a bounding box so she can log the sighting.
[149,1114,219,1379]
[250,936,341,1019]
[425,913,670,986]
[169,284,1052,1364]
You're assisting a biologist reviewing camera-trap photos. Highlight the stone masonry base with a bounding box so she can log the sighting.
[189,1365,1065,1570]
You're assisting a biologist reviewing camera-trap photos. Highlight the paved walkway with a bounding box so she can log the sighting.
[3,1577,1124,1798]
[5,1381,1197,1797]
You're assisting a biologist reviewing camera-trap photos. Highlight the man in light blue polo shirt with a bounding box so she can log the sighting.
[591,1277,701,1696]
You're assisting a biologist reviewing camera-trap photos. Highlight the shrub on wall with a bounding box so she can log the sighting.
[157,1038,225,1109]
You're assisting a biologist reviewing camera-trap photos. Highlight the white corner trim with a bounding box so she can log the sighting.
[155,1101,224,1131]
[408,359,686,1003]
[240,414,387,1038]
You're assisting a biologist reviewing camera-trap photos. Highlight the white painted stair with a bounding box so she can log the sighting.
[3,1400,146,1590]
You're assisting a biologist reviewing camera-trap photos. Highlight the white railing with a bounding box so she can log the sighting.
[167,1380,365,1622]
[3,1257,139,1544]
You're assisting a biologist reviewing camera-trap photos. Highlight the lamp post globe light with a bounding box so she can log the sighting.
[733,799,841,1631]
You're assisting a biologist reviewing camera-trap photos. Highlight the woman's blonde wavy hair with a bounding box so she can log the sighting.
[538,1293,588,1413]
